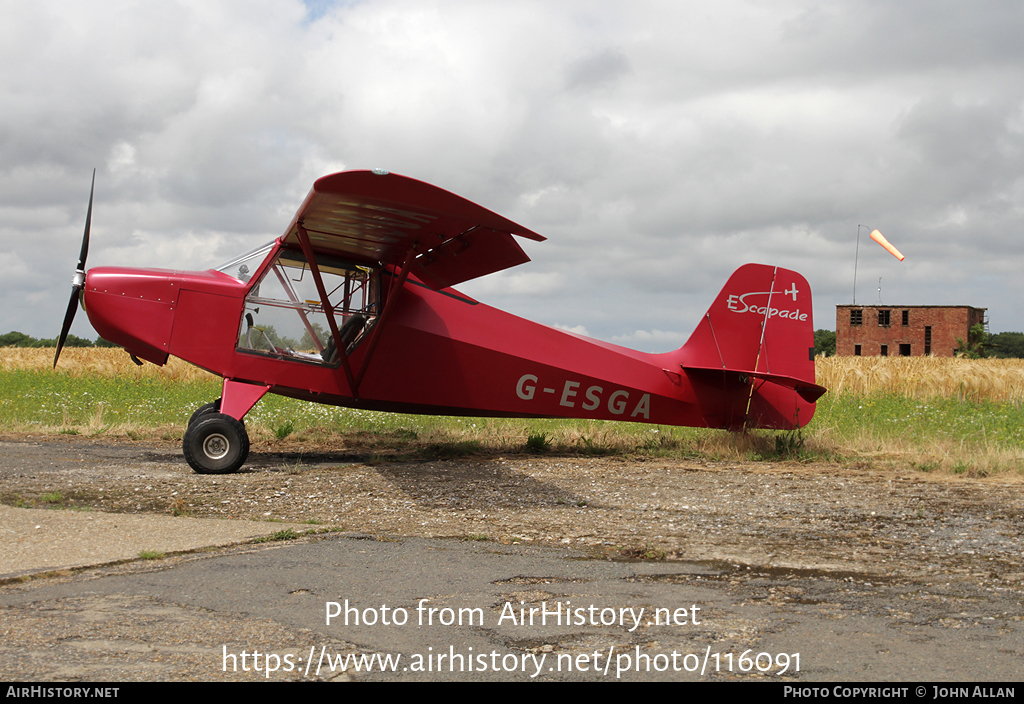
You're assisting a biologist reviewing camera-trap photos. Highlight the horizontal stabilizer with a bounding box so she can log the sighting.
[681,364,827,403]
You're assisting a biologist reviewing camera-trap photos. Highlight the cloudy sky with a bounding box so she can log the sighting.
[3,0,1024,351]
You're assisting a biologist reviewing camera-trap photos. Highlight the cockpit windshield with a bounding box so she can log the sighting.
[216,241,276,282]
[235,247,380,366]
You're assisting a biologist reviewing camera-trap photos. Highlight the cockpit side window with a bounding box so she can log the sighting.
[236,249,380,365]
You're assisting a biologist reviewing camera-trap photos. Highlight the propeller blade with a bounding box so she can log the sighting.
[53,287,80,368]
[54,169,96,368]
[78,168,95,270]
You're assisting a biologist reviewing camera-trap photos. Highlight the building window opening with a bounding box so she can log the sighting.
[924,326,932,355]
[899,343,911,356]
[850,309,863,326]
[880,344,888,356]
[902,310,909,326]
[854,344,862,356]
[878,310,891,327]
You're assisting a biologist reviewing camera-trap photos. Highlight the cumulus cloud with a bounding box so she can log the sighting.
[551,323,591,337]
[610,329,688,352]
[3,0,1024,348]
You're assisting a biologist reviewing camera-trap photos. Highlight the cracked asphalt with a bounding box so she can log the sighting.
[0,435,1021,681]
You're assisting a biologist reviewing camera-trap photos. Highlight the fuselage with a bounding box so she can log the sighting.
[83,239,713,427]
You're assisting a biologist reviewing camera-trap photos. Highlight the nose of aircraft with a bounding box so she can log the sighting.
[83,267,181,365]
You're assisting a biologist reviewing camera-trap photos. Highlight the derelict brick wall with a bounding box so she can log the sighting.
[835,306,986,357]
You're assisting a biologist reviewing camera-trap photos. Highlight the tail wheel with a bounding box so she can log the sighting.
[187,398,222,427]
[183,413,249,474]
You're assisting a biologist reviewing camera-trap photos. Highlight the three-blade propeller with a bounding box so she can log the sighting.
[53,169,95,368]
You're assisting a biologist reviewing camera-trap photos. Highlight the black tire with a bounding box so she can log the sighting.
[183,413,249,474]
[188,398,222,427]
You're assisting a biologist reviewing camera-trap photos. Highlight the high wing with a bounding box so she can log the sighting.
[281,169,545,290]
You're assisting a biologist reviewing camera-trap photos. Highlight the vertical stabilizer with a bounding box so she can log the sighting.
[675,263,824,429]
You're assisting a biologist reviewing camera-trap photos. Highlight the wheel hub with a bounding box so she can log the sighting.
[203,433,230,460]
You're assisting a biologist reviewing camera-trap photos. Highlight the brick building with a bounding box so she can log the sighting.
[835,305,987,357]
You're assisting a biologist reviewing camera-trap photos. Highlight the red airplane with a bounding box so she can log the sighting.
[55,169,826,474]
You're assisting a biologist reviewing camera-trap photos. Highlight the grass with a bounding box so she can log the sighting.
[253,529,299,542]
[169,496,188,517]
[621,544,668,560]
[6,348,1024,477]
[525,432,552,453]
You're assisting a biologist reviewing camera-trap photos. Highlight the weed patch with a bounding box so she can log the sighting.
[525,432,551,453]
[169,496,188,517]
[254,529,299,543]
[621,544,667,561]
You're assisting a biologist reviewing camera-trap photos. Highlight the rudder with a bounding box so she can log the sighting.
[675,263,825,430]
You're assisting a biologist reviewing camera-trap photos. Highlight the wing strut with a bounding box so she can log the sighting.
[270,265,326,352]
[353,248,416,393]
[295,223,358,396]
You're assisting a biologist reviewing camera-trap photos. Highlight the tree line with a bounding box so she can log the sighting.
[0,331,116,348]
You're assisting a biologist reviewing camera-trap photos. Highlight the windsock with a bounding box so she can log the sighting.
[870,229,904,261]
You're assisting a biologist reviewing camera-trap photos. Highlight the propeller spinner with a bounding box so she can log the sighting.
[53,169,95,368]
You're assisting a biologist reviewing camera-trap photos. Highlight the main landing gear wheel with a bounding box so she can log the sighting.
[183,413,249,474]
[188,398,222,427]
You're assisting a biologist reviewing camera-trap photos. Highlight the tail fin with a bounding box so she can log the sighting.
[676,263,825,430]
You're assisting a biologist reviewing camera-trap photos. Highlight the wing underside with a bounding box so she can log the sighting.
[282,170,544,289]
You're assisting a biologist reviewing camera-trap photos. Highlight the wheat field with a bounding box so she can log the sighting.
[17,346,1024,404]
[816,355,1024,404]
[4,346,217,382]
